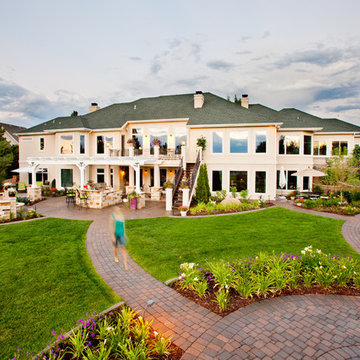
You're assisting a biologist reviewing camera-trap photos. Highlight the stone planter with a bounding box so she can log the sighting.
[129,198,137,210]
[180,211,187,217]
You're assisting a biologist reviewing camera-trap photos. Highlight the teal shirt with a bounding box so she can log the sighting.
[112,214,125,237]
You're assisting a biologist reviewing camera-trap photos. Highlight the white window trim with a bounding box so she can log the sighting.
[229,170,248,191]
[96,134,114,155]
[229,131,249,155]
[278,135,301,155]
[255,131,267,155]
[59,133,74,155]
[255,171,267,194]
[211,131,224,154]
[211,170,223,192]
[79,134,86,155]
[39,137,45,152]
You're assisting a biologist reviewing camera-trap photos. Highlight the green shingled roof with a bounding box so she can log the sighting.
[19,93,277,134]
[18,92,360,135]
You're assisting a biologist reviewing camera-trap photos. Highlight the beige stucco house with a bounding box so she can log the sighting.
[17,92,360,202]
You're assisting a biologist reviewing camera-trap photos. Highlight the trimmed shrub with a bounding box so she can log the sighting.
[195,164,211,204]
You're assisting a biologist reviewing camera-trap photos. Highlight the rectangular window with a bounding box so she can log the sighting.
[61,169,73,188]
[276,170,297,190]
[287,170,297,190]
[332,141,348,155]
[320,142,327,156]
[230,171,247,191]
[255,131,267,153]
[230,132,248,153]
[212,171,222,191]
[175,134,187,154]
[212,132,223,153]
[97,136,113,154]
[97,168,105,183]
[150,128,168,155]
[304,135,312,155]
[39,137,44,151]
[160,168,167,185]
[313,141,319,156]
[60,135,73,154]
[255,171,266,193]
[303,176,309,191]
[279,135,300,155]
[80,135,85,154]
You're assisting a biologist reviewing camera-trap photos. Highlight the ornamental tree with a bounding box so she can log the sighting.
[195,164,211,203]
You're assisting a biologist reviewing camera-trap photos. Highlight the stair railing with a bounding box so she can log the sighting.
[172,157,184,203]
[187,151,201,207]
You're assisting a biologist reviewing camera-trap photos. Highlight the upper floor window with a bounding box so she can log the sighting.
[39,137,44,151]
[97,135,113,154]
[230,131,248,153]
[212,132,223,153]
[150,127,167,154]
[60,135,73,154]
[80,135,85,154]
[255,131,267,153]
[279,135,300,155]
[304,135,312,155]
[313,141,327,156]
[332,141,348,155]
[132,128,143,154]
[175,133,187,155]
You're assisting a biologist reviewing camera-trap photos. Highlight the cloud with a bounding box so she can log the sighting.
[330,104,360,112]
[241,36,251,42]
[0,78,88,127]
[175,76,209,88]
[150,58,162,74]
[314,85,359,102]
[207,60,234,71]
[261,31,270,39]
[129,56,142,61]
[275,48,343,69]
[236,51,252,56]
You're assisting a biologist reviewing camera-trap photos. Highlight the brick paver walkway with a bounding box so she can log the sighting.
[37,197,360,359]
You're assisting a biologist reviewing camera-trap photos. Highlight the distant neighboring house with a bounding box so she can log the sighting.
[17,92,360,202]
[0,122,27,146]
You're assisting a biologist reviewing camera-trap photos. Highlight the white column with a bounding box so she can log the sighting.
[181,145,186,169]
[76,162,87,190]
[129,146,135,157]
[154,144,160,157]
[129,166,134,187]
[154,164,160,187]
[30,163,38,188]
[165,188,173,211]
[135,164,141,193]
[182,188,190,207]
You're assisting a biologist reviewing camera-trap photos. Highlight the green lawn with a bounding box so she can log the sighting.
[0,218,121,359]
[126,207,359,282]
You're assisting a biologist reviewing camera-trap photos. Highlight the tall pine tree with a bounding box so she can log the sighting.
[195,164,211,203]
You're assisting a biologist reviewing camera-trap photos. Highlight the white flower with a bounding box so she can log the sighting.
[188,263,196,270]
[342,265,347,269]
[154,331,158,336]
[194,277,199,281]
[106,326,114,332]
[317,249,322,254]
[301,250,305,255]
[319,266,323,269]
[354,271,357,275]
[180,273,186,278]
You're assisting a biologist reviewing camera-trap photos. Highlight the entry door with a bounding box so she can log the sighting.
[61,169,73,188]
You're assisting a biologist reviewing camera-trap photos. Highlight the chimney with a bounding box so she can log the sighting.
[241,94,249,109]
[89,102,100,113]
[194,91,204,109]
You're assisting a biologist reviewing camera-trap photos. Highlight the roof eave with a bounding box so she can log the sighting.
[188,122,283,128]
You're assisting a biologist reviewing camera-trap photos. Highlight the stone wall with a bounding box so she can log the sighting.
[0,193,16,220]
[77,189,123,209]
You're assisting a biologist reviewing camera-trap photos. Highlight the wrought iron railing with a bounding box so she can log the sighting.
[188,151,201,206]
[172,157,183,203]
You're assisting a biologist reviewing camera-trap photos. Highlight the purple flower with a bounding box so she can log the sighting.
[91,333,95,338]
[51,330,56,335]
[87,342,92,347]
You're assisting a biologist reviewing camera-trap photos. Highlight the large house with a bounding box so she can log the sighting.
[17,92,360,201]
[1,122,26,145]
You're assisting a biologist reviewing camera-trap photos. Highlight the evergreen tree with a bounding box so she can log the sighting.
[0,129,14,184]
[71,111,78,117]
[195,164,211,203]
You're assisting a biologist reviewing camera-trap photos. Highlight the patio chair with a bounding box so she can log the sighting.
[36,181,43,188]
[76,189,88,209]
[65,188,76,207]
[17,182,26,193]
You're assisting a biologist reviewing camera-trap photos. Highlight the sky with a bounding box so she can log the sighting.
[0,0,360,128]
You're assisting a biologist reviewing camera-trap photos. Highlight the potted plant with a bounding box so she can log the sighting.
[196,136,207,150]
[152,138,162,146]
[127,138,137,146]
[127,191,138,210]
[163,181,173,189]
[180,178,190,189]
[8,188,17,197]
[178,205,189,216]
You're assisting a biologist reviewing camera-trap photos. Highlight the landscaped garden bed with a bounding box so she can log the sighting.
[15,305,182,360]
[0,208,42,224]
[170,247,360,316]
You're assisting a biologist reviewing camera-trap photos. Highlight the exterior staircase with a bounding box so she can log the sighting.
[173,163,195,208]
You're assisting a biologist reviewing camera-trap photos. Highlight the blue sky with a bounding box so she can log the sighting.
[0,0,360,127]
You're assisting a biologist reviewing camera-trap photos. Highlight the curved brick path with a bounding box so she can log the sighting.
[37,198,360,359]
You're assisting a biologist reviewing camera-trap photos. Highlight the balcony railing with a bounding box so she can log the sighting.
[109,148,180,159]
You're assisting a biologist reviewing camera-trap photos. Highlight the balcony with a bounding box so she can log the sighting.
[108,148,181,160]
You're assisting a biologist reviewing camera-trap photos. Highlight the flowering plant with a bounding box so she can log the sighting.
[127,191,138,200]
[178,205,189,212]
[127,138,136,145]
[163,181,173,189]
[180,179,190,189]
[152,137,162,146]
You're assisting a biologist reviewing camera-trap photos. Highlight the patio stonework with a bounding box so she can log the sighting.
[36,198,360,359]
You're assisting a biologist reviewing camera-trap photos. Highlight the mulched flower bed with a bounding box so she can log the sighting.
[294,204,360,216]
[172,280,360,317]
[0,213,42,224]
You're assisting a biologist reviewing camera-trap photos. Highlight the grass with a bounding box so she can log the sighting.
[0,218,121,360]
[126,207,359,282]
